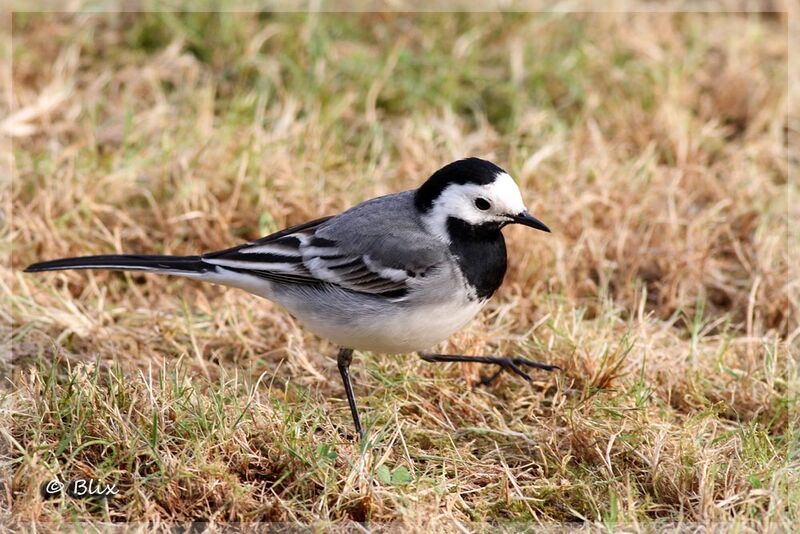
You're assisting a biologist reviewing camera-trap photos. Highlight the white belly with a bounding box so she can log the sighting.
[203,263,486,353]
[299,297,486,353]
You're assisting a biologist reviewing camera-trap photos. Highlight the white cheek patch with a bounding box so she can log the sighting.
[419,185,479,242]
[419,172,529,243]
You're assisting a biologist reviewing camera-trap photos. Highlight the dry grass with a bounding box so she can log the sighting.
[2,9,797,531]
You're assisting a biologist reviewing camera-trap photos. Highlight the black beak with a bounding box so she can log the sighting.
[509,211,550,233]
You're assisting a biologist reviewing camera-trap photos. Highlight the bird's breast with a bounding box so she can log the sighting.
[445,218,508,300]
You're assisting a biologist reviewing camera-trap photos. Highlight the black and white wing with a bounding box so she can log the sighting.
[201,215,427,299]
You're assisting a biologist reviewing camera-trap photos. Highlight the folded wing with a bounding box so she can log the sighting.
[202,215,417,299]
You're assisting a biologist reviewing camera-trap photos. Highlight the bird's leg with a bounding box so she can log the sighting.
[418,352,560,386]
[337,347,363,439]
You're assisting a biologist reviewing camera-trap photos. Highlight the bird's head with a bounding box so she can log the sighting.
[414,157,550,242]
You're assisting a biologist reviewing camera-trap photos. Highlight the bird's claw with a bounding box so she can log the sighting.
[479,357,560,386]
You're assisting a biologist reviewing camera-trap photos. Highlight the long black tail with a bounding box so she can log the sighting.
[24,254,208,274]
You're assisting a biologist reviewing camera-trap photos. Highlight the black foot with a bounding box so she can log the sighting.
[335,427,360,443]
[478,357,560,385]
[316,425,360,443]
[419,353,560,386]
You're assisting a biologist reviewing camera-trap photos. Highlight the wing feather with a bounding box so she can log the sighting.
[200,215,418,299]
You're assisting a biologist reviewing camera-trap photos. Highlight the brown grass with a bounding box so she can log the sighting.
[2,8,797,531]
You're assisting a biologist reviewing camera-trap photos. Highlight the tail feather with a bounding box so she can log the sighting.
[24,254,207,274]
[24,253,279,299]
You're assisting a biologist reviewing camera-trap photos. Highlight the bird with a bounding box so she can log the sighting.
[24,157,557,438]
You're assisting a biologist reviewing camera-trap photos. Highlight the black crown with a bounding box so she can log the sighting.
[414,158,506,212]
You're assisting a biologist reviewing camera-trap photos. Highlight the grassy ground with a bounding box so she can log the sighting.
[3,9,797,531]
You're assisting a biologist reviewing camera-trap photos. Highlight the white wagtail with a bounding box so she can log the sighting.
[25,157,556,437]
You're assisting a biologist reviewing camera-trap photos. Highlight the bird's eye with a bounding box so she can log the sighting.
[474,197,491,211]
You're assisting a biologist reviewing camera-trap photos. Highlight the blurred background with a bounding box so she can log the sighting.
[4,8,796,528]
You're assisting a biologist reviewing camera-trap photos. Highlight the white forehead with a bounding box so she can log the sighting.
[484,172,526,214]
